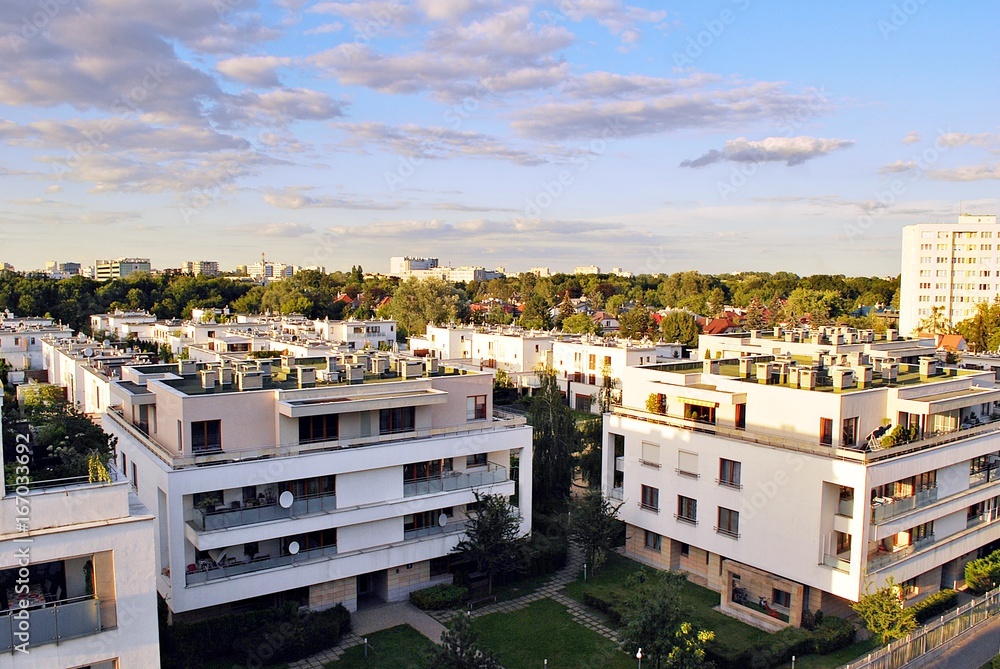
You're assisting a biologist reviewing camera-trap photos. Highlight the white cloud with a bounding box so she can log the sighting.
[216,56,295,87]
[679,136,855,168]
[902,131,921,144]
[927,164,1000,181]
[263,187,404,210]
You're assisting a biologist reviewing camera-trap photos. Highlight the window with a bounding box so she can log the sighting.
[191,419,222,453]
[404,459,452,482]
[820,418,833,445]
[772,588,791,609]
[644,530,662,551]
[281,476,336,498]
[466,395,487,421]
[718,459,741,488]
[640,441,660,468]
[717,507,739,538]
[588,354,596,370]
[299,414,338,444]
[676,495,697,524]
[842,417,858,447]
[677,450,699,478]
[640,485,659,512]
[466,453,487,468]
[900,577,918,598]
[380,406,415,434]
[680,542,690,556]
[131,462,139,492]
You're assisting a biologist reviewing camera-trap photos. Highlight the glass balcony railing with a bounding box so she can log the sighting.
[191,492,337,531]
[185,544,339,585]
[867,535,936,571]
[404,464,507,497]
[870,487,938,523]
[838,498,854,517]
[970,468,1000,488]
[403,520,466,541]
[823,553,851,573]
[610,487,623,501]
[0,596,104,652]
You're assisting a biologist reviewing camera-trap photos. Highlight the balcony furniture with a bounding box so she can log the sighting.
[230,501,241,510]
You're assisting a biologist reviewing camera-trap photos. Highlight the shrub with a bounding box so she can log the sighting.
[410,584,469,610]
[581,590,623,626]
[965,549,1000,594]
[525,529,568,577]
[911,589,959,624]
[811,616,856,654]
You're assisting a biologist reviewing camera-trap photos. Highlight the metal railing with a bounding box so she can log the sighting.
[403,463,507,497]
[403,519,466,541]
[185,544,339,585]
[870,487,938,524]
[867,535,937,571]
[0,596,105,652]
[838,584,1000,669]
[191,492,337,531]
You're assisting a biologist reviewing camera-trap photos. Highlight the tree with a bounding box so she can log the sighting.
[744,297,766,331]
[452,492,526,593]
[605,294,628,317]
[427,613,503,669]
[556,291,575,329]
[766,293,785,326]
[956,300,1000,352]
[619,306,653,340]
[576,417,603,487]
[529,368,577,513]
[484,303,513,325]
[595,365,618,413]
[519,293,552,330]
[618,570,712,669]
[381,278,465,337]
[660,311,700,346]
[569,489,623,572]
[852,577,917,644]
[562,312,599,334]
[916,305,954,336]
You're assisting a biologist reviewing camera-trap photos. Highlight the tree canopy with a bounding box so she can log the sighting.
[529,369,577,513]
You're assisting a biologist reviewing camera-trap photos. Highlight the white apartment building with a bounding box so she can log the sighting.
[312,319,397,350]
[605,326,1000,630]
[899,213,999,337]
[0,317,74,374]
[95,258,151,281]
[574,265,601,275]
[552,339,658,412]
[181,261,219,277]
[390,257,503,283]
[0,394,160,667]
[103,356,531,618]
[390,257,439,275]
[42,335,154,415]
[90,311,158,340]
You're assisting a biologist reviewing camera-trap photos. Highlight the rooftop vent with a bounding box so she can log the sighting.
[703,359,720,375]
[237,370,263,391]
[738,358,754,379]
[831,367,855,390]
[199,369,216,389]
[178,359,197,375]
[296,366,316,388]
[919,357,938,378]
[799,368,817,390]
[886,329,898,342]
[882,362,898,382]
[755,362,773,384]
[856,365,873,389]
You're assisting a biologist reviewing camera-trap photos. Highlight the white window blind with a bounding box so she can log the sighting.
[678,450,698,475]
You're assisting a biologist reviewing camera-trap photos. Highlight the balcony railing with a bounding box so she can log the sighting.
[823,553,851,573]
[615,456,625,472]
[403,519,466,541]
[404,463,507,497]
[191,491,337,531]
[675,514,698,526]
[867,535,937,571]
[610,487,623,501]
[108,406,527,470]
[0,596,105,652]
[970,468,1000,488]
[838,498,854,518]
[870,487,938,524]
[186,544,339,585]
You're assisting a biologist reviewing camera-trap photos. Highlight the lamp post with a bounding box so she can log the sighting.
[636,647,643,669]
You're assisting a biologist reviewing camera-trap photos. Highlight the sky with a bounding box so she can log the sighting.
[0,0,998,277]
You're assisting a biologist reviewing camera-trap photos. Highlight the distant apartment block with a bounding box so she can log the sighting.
[390,257,503,282]
[573,265,601,275]
[247,260,295,281]
[605,326,1000,629]
[390,256,439,275]
[181,261,220,277]
[899,213,999,337]
[0,395,160,666]
[103,356,531,618]
[95,258,151,281]
[526,267,552,277]
[0,313,74,374]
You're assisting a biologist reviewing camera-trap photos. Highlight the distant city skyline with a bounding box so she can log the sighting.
[1,1,998,275]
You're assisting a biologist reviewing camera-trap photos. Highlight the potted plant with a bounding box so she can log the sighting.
[196,496,221,514]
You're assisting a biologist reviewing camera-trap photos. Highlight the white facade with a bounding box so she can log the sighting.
[0,393,160,667]
[899,213,999,337]
[103,356,531,617]
[606,326,1000,628]
[95,258,151,281]
[181,261,219,276]
[42,335,154,414]
[0,318,74,372]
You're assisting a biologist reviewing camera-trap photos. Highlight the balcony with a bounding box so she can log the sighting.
[870,487,938,524]
[968,508,1000,530]
[403,519,466,541]
[404,463,507,497]
[867,535,936,571]
[838,497,854,518]
[610,487,623,501]
[0,596,106,652]
[186,544,339,585]
[615,456,625,472]
[970,468,1000,488]
[823,552,851,573]
[191,491,338,531]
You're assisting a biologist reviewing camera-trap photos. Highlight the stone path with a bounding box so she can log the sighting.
[295,541,618,667]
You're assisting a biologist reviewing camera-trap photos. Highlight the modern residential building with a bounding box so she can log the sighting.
[0,315,74,375]
[247,258,295,281]
[389,257,504,282]
[103,355,531,618]
[573,265,601,275]
[899,213,999,337]
[95,258,151,281]
[390,257,439,276]
[42,335,155,415]
[605,326,1000,630]
[181,261,220,277]
[0,396,160,667]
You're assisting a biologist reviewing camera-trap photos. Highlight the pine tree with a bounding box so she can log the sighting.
[556,291,575,328]
[745,297,766,331]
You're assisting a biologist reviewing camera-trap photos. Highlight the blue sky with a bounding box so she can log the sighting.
[1,0,997,276]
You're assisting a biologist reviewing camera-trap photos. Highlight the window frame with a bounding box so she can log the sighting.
[676,495,698,525]
[640,484,659,512]
[716,506,740,538]
[191,419,222,454]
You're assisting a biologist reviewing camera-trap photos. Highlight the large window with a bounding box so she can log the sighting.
[820,418,833,446]
[842,417,858,447]
[644,530,662,551]
[380,406,415,434]
[466,453,487,468]
[191,419,221,453]
[466,395,487,421]
[719,459,741,488]
[299,414,338,444]
[676,496,698,525]
[280,476,336,499]
[640,485,659,512]
[404,459,453,482]
[716,507,740,538]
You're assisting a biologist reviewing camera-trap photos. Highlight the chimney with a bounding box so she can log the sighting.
[919,357,938,379]
[882,362,898,382]
[425,357,440,376]
[774,326,783,338]
[178,359,197,375]
[738,357,754,379]
[703,359,721,375]
[788,366,800,387]
[345,365,365,384]
[832,367,855,390]
[237,370,263,391]
[218,364,233,386]
[296,366,316,388]
[750,329,761,339]
[856,365,873,389]
[799,368,817,390]
[755,362,773,384]
[886,329,898,342]
[199,369,216,389]
[256,358,273,378]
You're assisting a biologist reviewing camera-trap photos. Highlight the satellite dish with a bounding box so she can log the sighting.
[83,348,94,358]
[288,541,300,555]
[279,491,294,508]
[438,513,448,527]
[103,339,111,348]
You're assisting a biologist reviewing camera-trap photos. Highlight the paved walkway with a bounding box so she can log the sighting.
[293,542,618,667]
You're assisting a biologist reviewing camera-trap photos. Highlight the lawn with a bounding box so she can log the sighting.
[330,625,435,668]
[473,598,636,669]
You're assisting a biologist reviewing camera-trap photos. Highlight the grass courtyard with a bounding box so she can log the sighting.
[330,625,435,669]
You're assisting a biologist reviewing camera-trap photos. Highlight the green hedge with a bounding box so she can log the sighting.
[966,549,1000,594]
[525,530,568,577]
[161,602,350,668]
[706,618,855,669]
[911,589,959,624]
[410,584,469,610]
[581,591,623,626]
